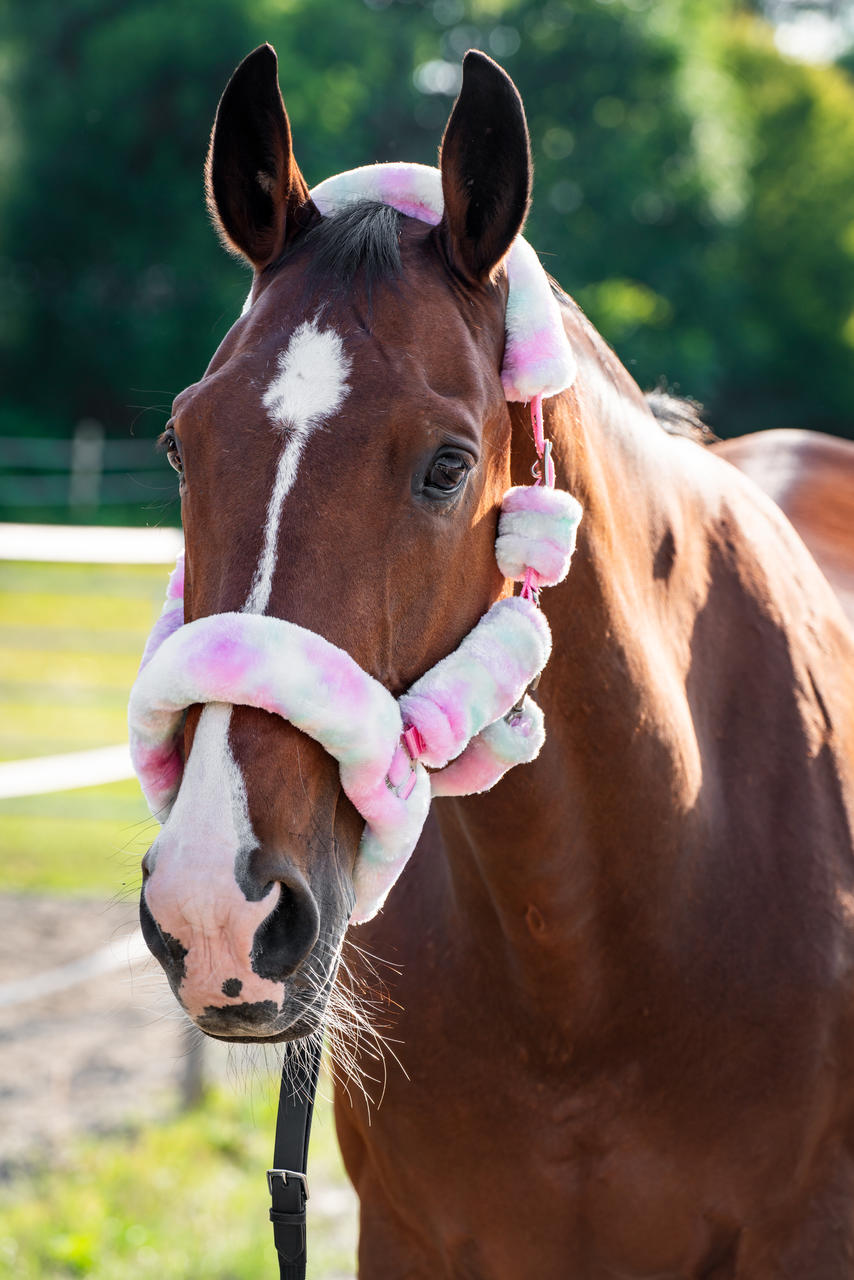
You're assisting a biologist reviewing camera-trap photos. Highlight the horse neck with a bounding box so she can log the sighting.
[433,306,704,1014]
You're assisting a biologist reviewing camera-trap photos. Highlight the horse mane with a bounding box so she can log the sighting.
[547,277,714,445]
[273,200,404,291]
[645,389,715,444]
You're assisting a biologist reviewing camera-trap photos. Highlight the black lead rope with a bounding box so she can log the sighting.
[268,1033,324,1280]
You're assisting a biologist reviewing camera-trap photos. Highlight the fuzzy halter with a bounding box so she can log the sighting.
[311,163,577,403]
[129,162,584,921]
[130,481,582,923]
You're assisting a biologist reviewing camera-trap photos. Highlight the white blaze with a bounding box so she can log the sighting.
[243,321,351,615]
[147,703,283,1012]
[151,323,351,1008]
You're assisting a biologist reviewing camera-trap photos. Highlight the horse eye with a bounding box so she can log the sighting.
[423,450,471,497]
[163,430,183,475]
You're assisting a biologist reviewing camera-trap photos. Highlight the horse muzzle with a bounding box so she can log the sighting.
[140,845,344,1041]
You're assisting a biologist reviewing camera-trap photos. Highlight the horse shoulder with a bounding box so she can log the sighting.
[660,433,854,991]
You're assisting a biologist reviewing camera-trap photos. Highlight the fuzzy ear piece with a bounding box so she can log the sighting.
[438,50,532,282]
[205,44,319,270]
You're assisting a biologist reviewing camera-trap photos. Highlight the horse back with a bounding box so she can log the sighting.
[714,428,854,629]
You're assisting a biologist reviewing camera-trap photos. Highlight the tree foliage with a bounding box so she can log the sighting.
[0,0,852,478]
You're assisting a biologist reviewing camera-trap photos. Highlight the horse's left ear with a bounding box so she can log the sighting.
[439,51,532,282]
[205,44,319,270]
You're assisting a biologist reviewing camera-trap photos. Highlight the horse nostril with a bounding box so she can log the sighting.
[251,868,320,984]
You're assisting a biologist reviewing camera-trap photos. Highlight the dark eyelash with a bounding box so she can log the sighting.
[157,418,178,453]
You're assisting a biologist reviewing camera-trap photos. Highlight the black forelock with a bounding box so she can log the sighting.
[271,199,404,292]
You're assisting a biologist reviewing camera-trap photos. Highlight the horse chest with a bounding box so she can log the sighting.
[344,891,854,1279]
[343,1023,746,1279]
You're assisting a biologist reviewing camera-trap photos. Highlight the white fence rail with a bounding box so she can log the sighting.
[0,744,134,798]
[0,520,182,563]
[0,521,205,1110]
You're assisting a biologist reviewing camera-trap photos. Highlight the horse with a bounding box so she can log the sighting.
[714,428,854,630]
[135,45,854,1278]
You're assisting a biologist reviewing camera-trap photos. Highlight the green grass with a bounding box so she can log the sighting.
[0,560,165,892]
[0,558,358,1279]
[0,780,153,895]
[0,1079,357,1279]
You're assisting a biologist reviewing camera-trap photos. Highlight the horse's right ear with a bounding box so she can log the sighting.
[205,44,319,270]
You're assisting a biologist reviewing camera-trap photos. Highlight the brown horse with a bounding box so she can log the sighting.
[715,429,854,630]
[141,46,854,1278]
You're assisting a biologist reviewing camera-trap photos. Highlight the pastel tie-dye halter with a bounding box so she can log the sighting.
[130,478,581,922]
[128,166,583,922]
[311,163,577,403]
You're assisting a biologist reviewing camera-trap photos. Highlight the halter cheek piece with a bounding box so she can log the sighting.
[128,402,581,922]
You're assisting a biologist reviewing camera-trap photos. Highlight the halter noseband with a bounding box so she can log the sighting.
[129,397,581,922]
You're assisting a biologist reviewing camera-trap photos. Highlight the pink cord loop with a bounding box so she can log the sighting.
[384,724,426,801]
[513,394,563,603]
[520,566,540,604]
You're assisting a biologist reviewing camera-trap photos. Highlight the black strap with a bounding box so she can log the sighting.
[268,1035,323,1280]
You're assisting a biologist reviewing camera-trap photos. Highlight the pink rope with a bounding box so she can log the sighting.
[520,394,556,602]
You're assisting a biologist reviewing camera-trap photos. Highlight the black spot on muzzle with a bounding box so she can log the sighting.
[196,1000,280,1035]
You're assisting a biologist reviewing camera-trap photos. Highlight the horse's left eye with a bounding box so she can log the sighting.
[423,450,472,497]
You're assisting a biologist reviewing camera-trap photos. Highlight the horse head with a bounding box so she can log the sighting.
[137,46,551,1041]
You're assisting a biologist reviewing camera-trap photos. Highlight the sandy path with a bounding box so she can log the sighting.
[0,892,359,1274]
[0,893,198,1172]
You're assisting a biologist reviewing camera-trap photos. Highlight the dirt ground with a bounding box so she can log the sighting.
[0,893,211,1173]
[0,892,359,1274]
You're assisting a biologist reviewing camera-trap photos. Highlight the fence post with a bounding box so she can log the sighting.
[69,418,104,510]
[180,1020,206,1108]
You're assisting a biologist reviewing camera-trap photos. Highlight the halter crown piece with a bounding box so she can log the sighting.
[128,164,583,923]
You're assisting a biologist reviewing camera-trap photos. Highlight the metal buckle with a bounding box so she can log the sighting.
[505,670,542,727]
[383,725,424,801]
[267,1169,309,1200]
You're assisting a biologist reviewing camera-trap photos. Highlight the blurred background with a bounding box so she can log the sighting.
[0,0,852,1275]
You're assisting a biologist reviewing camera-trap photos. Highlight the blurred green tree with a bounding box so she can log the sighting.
[715,17,854,433]
[0,0,852,518]
[0,0,437,445]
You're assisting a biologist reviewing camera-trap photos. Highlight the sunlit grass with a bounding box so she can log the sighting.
[0,558,358,1278]
[0,792,152,896]
[0,560,162,884]
[0,649,146,691]
[0,1080,357,1280]
[0,694,131,761]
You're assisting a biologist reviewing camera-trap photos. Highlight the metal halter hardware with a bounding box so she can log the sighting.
[267,1169,309,1200]
[384,723,426,800]
[507,394,554,716]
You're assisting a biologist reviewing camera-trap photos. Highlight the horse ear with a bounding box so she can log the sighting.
[439,51,532,282]
[205,44,319,270]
